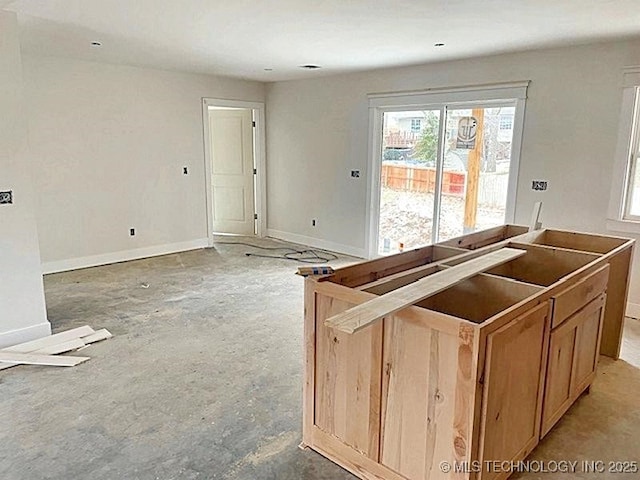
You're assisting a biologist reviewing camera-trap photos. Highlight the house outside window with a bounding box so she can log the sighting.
[410,118,422,132]
[499,115,514,131]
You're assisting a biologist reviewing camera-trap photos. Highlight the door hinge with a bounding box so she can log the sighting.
[254,213,258,220]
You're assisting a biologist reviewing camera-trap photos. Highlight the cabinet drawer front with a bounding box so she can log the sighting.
[552,264,609,329]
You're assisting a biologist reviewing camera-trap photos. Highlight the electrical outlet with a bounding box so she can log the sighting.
[183,166,188,175]
[130,228,136,236]
[0,191,13,204]
[532,180,548,191]
[312,219,317,227]
[350,170,360,178]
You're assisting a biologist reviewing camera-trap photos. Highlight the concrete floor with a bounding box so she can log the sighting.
[1,237,639,479]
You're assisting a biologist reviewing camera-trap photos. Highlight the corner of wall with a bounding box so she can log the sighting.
[0,10,50,346]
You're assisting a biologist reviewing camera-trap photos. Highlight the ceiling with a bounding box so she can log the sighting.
[3,0,640,82]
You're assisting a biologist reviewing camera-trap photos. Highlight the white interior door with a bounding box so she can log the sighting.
[209,108,255,235]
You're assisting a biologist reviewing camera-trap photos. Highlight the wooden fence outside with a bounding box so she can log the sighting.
[381,164,509,208]
[381,164,466,196]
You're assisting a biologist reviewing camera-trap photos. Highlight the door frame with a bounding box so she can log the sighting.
[202,98,267,245]
[365,82,529,258]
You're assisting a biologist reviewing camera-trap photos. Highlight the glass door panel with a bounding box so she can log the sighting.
[436,105,515,242]
[378,110,441,255]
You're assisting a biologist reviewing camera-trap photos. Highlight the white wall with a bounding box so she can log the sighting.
[23,55,265,272]
[0,11,50,347]
[265,39,640,303]
[16,36,640,309]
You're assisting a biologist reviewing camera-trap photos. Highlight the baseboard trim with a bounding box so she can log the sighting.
[42,238,209,274]
[266,229,366,259]
[626,302,640,319]
[0,322,52,349]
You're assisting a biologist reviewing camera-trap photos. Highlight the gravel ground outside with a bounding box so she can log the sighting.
[379,187,506,254]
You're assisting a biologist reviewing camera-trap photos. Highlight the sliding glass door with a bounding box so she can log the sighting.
[376,101,518,255]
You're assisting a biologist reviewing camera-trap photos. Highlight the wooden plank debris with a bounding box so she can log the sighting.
[0,326,112,371]
[3,326,95,353]
[0,339,88,371]
[82,329,113,344]
[36,338,87,355]
[325,248,526,334]
[0,352,90,367]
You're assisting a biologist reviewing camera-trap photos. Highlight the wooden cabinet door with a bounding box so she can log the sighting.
[573,296,605,390]
[541,293,606,437]
[314,294,383,459]
[541,321,576,433]
[478,303,549,480]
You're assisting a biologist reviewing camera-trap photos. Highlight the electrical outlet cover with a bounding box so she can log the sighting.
[532,180,548,191]
[0,191,13,204]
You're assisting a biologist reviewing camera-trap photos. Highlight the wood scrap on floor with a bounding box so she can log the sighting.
[0,325,112,371]
[0,352,90,367]
[3,325,95,353]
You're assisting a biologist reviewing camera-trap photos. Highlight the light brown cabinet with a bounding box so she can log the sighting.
[541,292,606,436]
[478,303,549,480]
[302,226,633,480]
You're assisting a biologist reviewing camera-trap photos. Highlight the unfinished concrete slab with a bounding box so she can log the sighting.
[1,237,639,479]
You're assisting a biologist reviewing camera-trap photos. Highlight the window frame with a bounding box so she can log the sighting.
[365,81,529,258]
[622,87,640,220]
[607,67,640,233]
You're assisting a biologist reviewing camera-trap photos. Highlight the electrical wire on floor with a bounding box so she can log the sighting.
[215,241,339,263]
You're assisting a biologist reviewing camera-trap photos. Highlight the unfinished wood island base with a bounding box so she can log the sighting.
[302,226,634,480]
